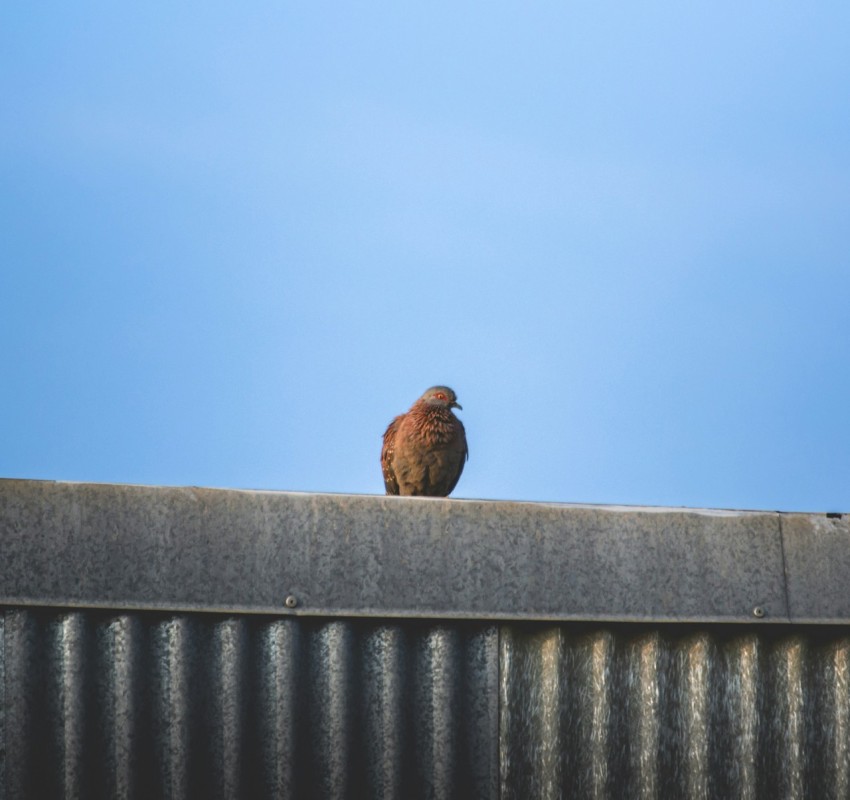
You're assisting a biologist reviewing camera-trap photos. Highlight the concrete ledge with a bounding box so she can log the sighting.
[0,479,847,622]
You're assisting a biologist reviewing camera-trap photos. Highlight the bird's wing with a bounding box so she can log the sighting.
[444,419,468,495]
[381,415,404,495]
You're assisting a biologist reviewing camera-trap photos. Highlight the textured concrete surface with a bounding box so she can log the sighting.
[0,479,847,622]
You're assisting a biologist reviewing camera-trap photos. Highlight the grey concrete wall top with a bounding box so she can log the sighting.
[0,479,847,623]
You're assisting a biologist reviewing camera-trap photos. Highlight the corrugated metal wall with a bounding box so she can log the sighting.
[2,609,498,800]
[500,624,850,800]
[4,609,850,799]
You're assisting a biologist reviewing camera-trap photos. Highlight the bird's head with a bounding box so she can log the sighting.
[420,386,462,411]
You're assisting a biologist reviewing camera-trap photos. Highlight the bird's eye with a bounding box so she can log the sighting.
[435,392,446,400]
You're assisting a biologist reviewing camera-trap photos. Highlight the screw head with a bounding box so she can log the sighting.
[752,606,765,618]
[285,595,298,609]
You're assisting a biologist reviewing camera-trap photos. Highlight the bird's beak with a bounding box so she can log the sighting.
[452,401,463,411]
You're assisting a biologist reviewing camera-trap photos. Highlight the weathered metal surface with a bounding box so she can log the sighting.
[781,513,850,624]
[1,608,498,800]
[500,624,850,800]
[3,478,846,623]
[4,609,849,799]
[2,480,850,799]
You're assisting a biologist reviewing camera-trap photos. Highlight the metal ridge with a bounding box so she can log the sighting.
[1,479,848,623]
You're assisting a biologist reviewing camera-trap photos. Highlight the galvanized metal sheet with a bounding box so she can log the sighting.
[781,513,850,624]
[2,608,499,800]
[0,478,843,622]
[500,623,850,800]
[5,607,850,800]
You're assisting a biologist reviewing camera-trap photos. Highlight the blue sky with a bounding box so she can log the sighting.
[2,3,849,511]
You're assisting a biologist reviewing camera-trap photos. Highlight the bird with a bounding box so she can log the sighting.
[381,386,468,497]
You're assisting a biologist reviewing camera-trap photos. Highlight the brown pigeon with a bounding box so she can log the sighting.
[381,386,468,497]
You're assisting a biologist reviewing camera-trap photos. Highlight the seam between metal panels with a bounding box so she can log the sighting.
[778,513,793,622]
[1,610,5,800]
[496,623,502,800]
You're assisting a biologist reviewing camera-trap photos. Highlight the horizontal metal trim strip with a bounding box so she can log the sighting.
[1,479,848,622]
[0,598,811,625]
